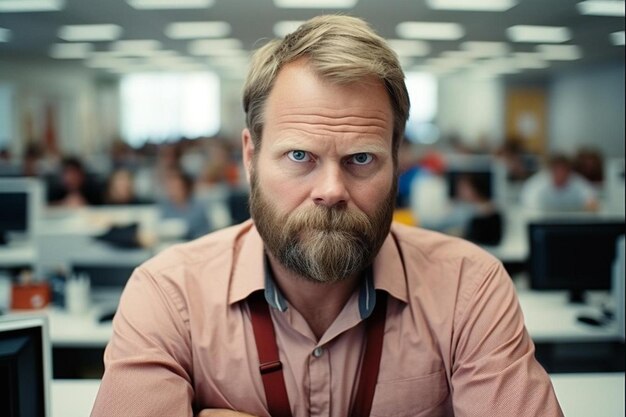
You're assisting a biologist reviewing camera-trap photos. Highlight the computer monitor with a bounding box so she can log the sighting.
[0,315,51,417]
[72,263,136,306]
[528,221,626,302]
[443,156,506,204]
[0,178,43,245]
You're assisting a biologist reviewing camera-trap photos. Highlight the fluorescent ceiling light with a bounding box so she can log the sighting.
[58,24,122,41]
[441,50,474,59]
[397,22,464,40]
[157,62,206,71]
[413,66,454,75]
[426,0,516,11]
[127,0,213,10]
[0,27,11,42]
[476,59,521,74]
[273,21,305,38]
[507,25,571,43]
[514,51,545,60]
[165,21,230,39]
[86,57,140,69]
[273,0,357,8]
[512,54,550,69]
[387,39,431,56]
[0,0,64,12]
[611,31,625,45]
[577,1,625,16]
[188,38,244,55]
[514,60,550,69]
[536,44,582,60]
[49,42,92,59]
[461,41,510,57]
[111,39,161,56]
[427,56,473,68]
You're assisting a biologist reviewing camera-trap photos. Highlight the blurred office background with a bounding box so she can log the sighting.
[0,1,624,416]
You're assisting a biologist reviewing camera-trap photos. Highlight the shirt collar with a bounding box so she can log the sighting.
[228,223,409,312]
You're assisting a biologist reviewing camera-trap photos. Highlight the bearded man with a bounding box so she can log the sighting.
[92,15,563,417]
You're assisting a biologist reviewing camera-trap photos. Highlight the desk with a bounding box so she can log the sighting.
[0,242,36,267]
[9,306,112,348]
[7,287,619,349]
[51,374,625,417]
[47,307,113,347]
[550,373,625,417]
[52,379,100,417]
[517,289,621,343]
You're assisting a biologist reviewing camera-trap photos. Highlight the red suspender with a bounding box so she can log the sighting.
[248,291,387,417]
[349,291,387,417]
[248,292,293,417]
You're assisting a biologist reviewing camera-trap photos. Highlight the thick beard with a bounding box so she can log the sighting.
[249,168,396,284]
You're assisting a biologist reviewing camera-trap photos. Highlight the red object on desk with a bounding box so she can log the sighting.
[11,283,51,310]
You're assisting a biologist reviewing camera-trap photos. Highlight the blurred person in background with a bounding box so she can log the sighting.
[110,138,139,171]
[496,139,531,181]
[420,173,503,245]
[573,147,604,184]
[520,153,598,212]
[48,156,104,207]
[104,168,144,205]
[158,168,211,240]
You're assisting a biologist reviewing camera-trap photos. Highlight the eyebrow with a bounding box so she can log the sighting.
[271,137,390,156]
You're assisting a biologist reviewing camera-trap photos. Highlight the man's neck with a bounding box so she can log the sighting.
[266,254,360,340]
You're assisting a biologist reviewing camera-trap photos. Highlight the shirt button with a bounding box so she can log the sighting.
[312,347,324,358]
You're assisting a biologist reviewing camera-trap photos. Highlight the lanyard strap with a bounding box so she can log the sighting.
[248,290,387,417]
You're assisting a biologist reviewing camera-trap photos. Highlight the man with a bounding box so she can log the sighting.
[520,153,598,212]
[92,16,563,417]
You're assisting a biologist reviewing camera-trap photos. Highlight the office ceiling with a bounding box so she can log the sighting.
[0,0,624,79]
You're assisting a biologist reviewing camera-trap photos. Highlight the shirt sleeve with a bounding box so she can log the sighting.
[450,261,564,417]
[91,267,194,417]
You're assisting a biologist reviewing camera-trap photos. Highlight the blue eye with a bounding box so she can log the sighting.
[350,153,373,165]
[287,150,311,162]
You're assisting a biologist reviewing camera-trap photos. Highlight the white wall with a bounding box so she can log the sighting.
[548,63,625,156]
[0,59,101,156]
[436,73,505,148]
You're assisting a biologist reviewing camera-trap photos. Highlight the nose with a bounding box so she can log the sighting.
[311,163,349,208]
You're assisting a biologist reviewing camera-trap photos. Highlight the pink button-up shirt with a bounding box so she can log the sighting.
[91,221,563,417]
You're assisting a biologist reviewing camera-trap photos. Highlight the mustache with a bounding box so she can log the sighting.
[284,205,374,237]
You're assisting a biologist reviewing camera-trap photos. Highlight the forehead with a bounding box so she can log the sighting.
[263,59,393,131]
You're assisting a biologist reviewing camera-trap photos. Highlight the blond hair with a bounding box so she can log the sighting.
[243,15,410,161]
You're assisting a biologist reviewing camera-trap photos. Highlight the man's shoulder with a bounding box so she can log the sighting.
[389,223,508,319]
[390,222,499,266]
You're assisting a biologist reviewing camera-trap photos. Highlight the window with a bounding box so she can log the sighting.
[120,72,220,147]
[404,72,438,144]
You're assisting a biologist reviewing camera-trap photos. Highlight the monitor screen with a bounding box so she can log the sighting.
[0,178,43,244]
[0,192,28,234]
[72,264,136,290]
[0,316,50,417]
[529,221,626,296]
[72,264,136,307]
[446,170,493,200]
